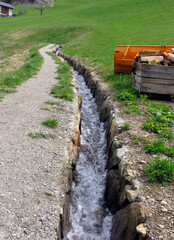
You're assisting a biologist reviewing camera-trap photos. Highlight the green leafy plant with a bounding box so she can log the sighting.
[158,128,174,142]
[145,139,174,157]
[143,102,174,133]
[115,91,137,102]
[42,118,59,128]
[143,115,173,133]
[145,157,174,184]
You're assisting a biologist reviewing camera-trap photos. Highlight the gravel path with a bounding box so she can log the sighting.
[0,45,78,239]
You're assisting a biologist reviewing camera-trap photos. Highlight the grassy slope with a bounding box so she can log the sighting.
[0,0,174,74]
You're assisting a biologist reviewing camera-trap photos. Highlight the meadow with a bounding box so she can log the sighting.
[0,0,174,78]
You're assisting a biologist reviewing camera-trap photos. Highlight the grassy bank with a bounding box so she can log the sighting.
[0,47,43,99]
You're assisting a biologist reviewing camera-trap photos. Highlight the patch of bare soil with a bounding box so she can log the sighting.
[113,99,174,240]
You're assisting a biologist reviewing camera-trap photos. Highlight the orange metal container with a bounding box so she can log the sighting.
[114,45,174,73]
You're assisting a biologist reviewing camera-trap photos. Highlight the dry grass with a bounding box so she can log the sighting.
[0,51,29,73]
[10,30,35,41]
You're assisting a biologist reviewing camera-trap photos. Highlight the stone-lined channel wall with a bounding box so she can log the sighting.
[57,49,147,240]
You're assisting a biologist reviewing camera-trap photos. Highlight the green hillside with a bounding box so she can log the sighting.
[0,0,174,80]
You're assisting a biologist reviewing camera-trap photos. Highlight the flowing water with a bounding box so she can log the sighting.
[66,72,112,240]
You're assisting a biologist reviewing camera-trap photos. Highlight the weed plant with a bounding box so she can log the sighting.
[122,122,131,131]
[131,136,145,144]
[42,118,59,128]
[45,100,64,107]
[28,132,48,139]
[145,157,174,184]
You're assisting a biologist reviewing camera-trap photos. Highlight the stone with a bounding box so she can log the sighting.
[161,207,168,212]
[119,185,132,205]
[161,200,167,205]
[100,97,113,122]
[104,169,120,214]
[111,202,147,240]
[132,179,140,190]
[138,160,146,164]
[117,147,127,160]
[107,140,121,170]
[137,195,146,202]
[126,189,138,203]
[124,169,136,182]
[136,224,147,238]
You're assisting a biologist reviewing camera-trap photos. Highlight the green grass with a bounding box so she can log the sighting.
[143,102,174,133]
[0,47,43,96]
[45,100,64,107]
[48,53,74,101]
[142,101,174,157]
[42,118,59,128]
[123,106,141,115]
[122,122,131,131]
[145,139,174,158]
[131,135,145,145]
[28,132,48,139]
[145,157,174,184]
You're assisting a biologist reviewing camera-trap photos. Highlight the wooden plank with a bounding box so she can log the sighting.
[132,61,174,79]
[132,73,174,94]
[142,78,174,86]
[140,83,174,95]
[134,74,174,86]
[131,73,141,91]
[135,69,174,79]
[133,61,174,74]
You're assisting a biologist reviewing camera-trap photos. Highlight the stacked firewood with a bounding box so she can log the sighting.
[135,49,174,66]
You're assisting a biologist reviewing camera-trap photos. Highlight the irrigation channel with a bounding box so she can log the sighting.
[66,71,112,239]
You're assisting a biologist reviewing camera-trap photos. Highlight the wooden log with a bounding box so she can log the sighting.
[139,50,161,56]
[167,53,174,62]
[140,56,164,63]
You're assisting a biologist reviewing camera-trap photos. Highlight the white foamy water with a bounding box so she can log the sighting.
[66,73,112,240]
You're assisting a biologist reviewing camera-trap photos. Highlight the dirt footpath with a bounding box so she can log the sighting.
[0,45,79,239]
